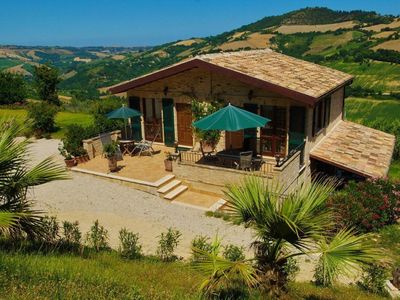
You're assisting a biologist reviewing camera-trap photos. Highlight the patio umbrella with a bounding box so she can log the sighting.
[192,103,270,131]
[106,105,141,139]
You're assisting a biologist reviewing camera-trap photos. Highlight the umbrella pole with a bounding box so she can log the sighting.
[124,119,127,139]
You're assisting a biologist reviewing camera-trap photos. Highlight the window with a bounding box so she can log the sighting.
[312,96,331,136]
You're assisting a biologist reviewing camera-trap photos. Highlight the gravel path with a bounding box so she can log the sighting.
[29,139,254,258]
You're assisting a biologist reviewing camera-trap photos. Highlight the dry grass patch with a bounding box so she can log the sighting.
[372,31,397,39]
[275,21,356,34]
[363,19,400,32]
[174,38,203,46]
[6,64,32,76]
[306,31,354,55]
[111,55,125,60]
[219,33,274,50]
[372,39,400,51]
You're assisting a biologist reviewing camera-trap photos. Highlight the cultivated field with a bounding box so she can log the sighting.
[219,32,274,51]
[372,39,400,52]
[275,21,356,34]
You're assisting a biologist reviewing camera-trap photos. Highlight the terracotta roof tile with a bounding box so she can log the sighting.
[310,121,395,178]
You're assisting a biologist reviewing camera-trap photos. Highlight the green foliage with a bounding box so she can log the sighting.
[40,215,60,244]
[27,102,58,136]
[103,141,119,158]
[33,64,61,105]
[329,178,400,232]
[62,124,93,157]
[157,227,182,262]
[282,257,300,282]
[118,228,143,259]
[223,244,245,262]
[358,264,389,296]
[191,235,213,262]
[0,118,68,239]
[0,72,27,104]
[62,220,82,246]
[91,97,124,133]
[191,98,223,146]
[85,220,109,252]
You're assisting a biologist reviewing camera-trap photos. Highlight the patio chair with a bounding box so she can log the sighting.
[234,151,253,171]
[133,127,160,157]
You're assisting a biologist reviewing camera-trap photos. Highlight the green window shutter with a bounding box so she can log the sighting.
[162,98,175,146]
[128,96,142,141]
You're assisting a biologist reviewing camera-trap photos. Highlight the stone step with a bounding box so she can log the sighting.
[157,179,182,194]
[153,174,175,187]
[164,185,188,200]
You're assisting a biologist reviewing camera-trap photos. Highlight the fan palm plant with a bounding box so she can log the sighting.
[193,176,381,297]
[0,118,69,239]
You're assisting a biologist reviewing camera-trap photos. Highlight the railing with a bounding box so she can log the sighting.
[179,150,275,176]
[276,142,305,170]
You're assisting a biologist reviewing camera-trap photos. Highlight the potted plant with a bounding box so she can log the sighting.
[164,151,173,172]
[103,141,119,172]
[58,143,76,168]
[74,148,89,164]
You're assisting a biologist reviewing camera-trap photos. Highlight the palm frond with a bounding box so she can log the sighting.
[317,228,382,286]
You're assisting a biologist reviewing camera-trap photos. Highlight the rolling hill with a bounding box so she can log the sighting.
[0,7,399,98]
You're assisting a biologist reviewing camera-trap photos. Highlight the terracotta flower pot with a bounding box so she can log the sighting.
[64,158,76,168]
[164,159,173,172]
[108,156,118,172]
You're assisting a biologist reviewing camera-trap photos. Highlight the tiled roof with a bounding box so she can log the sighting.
[197,49,353,99]
[310,121,395,178]
[109,49,353,102]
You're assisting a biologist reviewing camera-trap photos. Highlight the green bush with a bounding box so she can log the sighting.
[0,72,27,104]
[358,264,389,296]
[223,244,245,261]
[118,228,142,259]
[27,102,58,136]
[62,221,82,246]
[191,235,212,262]
[62,124,97,157]
[40,216,60,244]
[85,220,109,252]
[92,97,124,133]
[329,178,400,232]
[157,227,182,262]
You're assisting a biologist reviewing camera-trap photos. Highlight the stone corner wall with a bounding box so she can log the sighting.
[83,130,121,159]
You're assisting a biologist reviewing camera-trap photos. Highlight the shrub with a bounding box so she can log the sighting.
[118,228,142,259]
[0,71,27,104]
[283,257,300,282]
[62,221,81,245]
[62,124,97,157]
[27,102,58,136]
[191,235,212,262]
[329,178,400,232]
[156,227,182,262]
[223,244,245,261]
[358,264,389,296]
[92,97,124,133]
[40,215,60,244]
[85,220,109,252]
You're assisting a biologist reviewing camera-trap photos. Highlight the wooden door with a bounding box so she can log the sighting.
[176,103,193,146]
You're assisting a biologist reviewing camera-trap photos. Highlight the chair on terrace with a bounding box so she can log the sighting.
[133,127,160,157]
[235,151,253,171]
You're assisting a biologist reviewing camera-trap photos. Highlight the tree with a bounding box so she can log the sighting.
[193,177,381,297]
[0,118,69,238]
[33,65,61,105]
[0,72,27,105]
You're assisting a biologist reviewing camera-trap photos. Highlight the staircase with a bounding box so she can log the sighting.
[157,177,188,200]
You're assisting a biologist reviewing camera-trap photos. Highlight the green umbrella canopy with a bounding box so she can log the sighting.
[193,103,270,131]
[106,105,141,119]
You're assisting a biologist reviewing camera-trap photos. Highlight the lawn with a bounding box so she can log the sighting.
[325,61,400,93]
[0,108,93,139]
[0,251,386,300]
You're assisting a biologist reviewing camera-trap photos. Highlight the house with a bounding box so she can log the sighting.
[109,49,395,193]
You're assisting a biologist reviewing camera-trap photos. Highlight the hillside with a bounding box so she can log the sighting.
[0,7,399,98]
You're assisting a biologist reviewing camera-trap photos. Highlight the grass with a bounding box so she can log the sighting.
[0,250,388,300]
[389,161,400,181]
[325,61,400,93]
[0,108,93,139]
[306,31,356,55]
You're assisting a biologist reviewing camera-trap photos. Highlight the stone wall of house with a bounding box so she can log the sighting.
[82,130,121,159]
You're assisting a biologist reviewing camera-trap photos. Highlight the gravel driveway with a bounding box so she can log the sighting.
[29,139,254,258]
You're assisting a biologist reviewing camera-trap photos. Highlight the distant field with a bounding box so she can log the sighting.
[0,58,21,71]
[0,108,93,139]
[326,61,400,93]
[306,31,358,55]
[275,21,356,34]
[372,39,400,52]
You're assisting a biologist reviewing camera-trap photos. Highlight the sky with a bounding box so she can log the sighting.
[0,0,399,47]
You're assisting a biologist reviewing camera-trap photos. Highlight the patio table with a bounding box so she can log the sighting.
[119,139,135,156]
[216,150,264,170]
